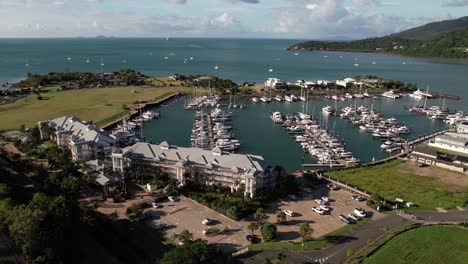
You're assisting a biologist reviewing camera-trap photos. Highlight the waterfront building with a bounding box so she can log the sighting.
[428,123,468,157]
[39,116,115,162]
[111,142,276,197]
[264,78,287,89]
[336,78,356,88]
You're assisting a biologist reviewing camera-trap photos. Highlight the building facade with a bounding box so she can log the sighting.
[111,142,276,198]
[39,116,115,162]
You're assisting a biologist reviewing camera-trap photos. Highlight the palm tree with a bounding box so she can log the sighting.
[248,222,258,236]
[276,211,287,224]
[299,222,313,242]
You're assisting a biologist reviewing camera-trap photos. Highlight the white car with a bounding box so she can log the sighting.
[151,202,162,208]
[304,187,313,193]
[319,205,330,211]
[168,196,178,202]
[314,199,323,204]
[354,208,367,217]
[327,184,338,190]
[312,207,325,215]
[283,210,294,217]
[202,228,209,235]
[288,194,297,200]
[202,218,212,225]
[348,213,359,221]
[321,196,329,202]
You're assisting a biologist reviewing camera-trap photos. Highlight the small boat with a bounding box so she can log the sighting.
[382,90,401,99]
[322,106,334,115]
[252,97,259,103]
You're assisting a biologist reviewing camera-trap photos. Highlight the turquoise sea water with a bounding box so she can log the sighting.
[1,38,467,170]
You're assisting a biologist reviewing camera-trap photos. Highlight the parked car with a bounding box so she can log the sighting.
[288,194,297,200]
[283,210,295,217]
[304,187,313,193]
[168,196,179,202]
[319,205,330,211]
[152,222,166,230]
[352,195,365,202]
[151,202,162,208]
[202,218,212,225]
[245,235,254,242]
[348,213,359,221]
[312,207,325,215]
[339,214,350,224]
[327,184,339,190]
[202,228,210,235]
[321,196,329,202]
[354,208,367,217]
[314,199,324,204]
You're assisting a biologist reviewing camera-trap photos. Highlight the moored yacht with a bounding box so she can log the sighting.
[322,106,334,115]
[382,90,401,99]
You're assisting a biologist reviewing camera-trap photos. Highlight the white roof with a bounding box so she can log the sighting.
[49,116,114,146]
[120,142,268,173]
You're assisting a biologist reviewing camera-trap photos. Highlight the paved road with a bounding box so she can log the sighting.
[411,210,468,222]
[240,209,468,264]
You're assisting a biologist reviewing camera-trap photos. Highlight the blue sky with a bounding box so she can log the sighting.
[0,0,467,38]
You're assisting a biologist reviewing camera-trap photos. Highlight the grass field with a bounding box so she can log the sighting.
[0,86,186,131]
[327,160,467,210]
[364,225,468,264]
[249,218,369,251]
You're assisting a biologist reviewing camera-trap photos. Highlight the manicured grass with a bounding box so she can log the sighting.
[0,86,182,130]
[364,225,468,264]
[327,160,467,210]
[249,218,369,251]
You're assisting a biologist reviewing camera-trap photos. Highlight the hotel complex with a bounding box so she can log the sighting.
[112,142,276,197]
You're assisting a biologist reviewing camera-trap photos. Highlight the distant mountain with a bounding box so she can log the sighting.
[290,16,468,59]
[389,16,468,41]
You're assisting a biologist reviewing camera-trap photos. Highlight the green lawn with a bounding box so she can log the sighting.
[327,160,467,210]
[249,218,369,251]
[364,225,468,264]
[0,86,184,131]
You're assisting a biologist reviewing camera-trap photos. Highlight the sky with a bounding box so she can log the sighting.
[0,0,467,39]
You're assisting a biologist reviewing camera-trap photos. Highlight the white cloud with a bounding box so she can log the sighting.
[211,12,235,26]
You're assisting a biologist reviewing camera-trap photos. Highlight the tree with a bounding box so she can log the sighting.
[248,222,258,236]
[276,252,287,264]
[260,222,277,242]
[161,239,220,264]
[276,211,287,224]
[299,222,313,242]
[172,230,194,245]
[254,208,267,221]
[226,206,240,220]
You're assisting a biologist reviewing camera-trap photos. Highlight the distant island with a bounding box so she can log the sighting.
[289,16,468,59]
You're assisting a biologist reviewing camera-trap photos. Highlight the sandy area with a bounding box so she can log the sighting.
[397,161,468,187]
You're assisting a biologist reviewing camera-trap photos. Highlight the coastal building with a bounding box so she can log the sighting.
[39,116,115,162]
[410,146,468,174]
[427,123,468,157]
[111,142,276,198]
[265,78,287,89]
[336,78,356,88]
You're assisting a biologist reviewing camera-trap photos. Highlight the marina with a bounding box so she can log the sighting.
[141,94,449,171]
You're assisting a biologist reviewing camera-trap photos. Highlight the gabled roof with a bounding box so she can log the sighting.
[49,116,114,146]
[121,142,267,173]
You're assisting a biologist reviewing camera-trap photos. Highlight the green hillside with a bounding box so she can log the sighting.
[290,16,468,59]
[390,16,468,40]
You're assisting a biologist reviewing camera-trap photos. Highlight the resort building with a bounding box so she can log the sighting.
[264,78,287,90]
[39,116,115,162]
[336,78,356,88]
[111,142,276,197]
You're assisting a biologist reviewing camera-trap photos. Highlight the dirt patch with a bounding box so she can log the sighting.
[397,161,468,187]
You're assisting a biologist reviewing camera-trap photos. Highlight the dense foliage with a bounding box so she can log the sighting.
[14,68,147,89]
[291,28,468,59]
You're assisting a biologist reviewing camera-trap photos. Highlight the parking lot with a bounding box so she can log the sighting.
[146,196,249,252]
[241,185,383,242]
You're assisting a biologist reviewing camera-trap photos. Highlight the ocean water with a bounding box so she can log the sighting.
[1,38,467,170]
